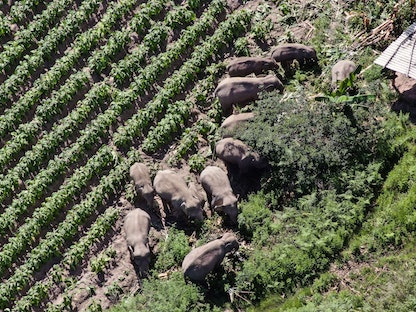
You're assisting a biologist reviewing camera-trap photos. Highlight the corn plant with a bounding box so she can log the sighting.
[0,145,117,277]
[0,83,114,204]
[11,207,120,312]
[0,0,74,73]
[0,0,101,105]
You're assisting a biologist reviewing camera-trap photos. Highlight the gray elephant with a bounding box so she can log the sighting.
[153,169,204,222]
[123,208,151,276]
[215,137,267,173]
[226,56,278,77]
[182,233,239,282]
[220,112,254,137]
[129,162,154,207]
[214,75,283,115]
[200,166,238,223]
[271,43,317,69]
[331,60,356,85]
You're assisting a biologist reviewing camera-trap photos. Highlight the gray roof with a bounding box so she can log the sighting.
[374,22,416,79]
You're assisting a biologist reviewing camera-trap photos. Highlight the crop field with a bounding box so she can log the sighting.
[0,0,257,310]
[2,0,416,311]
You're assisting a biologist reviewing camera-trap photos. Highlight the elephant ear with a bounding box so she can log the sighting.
[212,198,224,209]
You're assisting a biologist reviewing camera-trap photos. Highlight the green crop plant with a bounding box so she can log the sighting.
[91,247,117,275]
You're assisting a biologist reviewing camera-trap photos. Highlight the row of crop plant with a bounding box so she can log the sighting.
[0,0,167,171]
[0,0,143,128]
[0,0,104,105]
[0,0,74,70]
[0,5,252,310]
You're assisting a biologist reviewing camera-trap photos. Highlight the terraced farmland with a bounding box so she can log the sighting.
[0,0,254,310]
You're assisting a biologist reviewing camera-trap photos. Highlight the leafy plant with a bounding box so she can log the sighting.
[107,272,219,312]
[91,247,116,275]
[153,228,191,273]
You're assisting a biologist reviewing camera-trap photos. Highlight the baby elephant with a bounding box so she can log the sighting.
[200,166,238,223]
[129,162,154,208]
[124,208,151,276]
[215,138,267,173]
[226,56,278,77]
[331,60,356,85]
[214,75,283,115]
[220,112,255,137]
[182,233,239,282]
[153,169,204,222]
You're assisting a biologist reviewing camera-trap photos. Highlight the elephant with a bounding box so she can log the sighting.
[200,166,238,223]
[123,208,151,275]
[215,137,267,173]
[271,43,317,69]
[331,60,356,85]
[153,169,204,222]
[226,56,278,77]
[182,233,239,282]
[213,75,283,115]
[220,112,255,137]
[129,162,154,208]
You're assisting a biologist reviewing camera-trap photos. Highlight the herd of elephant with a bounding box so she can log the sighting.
[122,43,358,283]
[125,159,247,282]
[215,43,357,115]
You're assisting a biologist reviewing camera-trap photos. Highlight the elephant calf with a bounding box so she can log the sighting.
[215,138,267,173]
[182,233,239,282]
[214,75,283,115]
[331,60,356,85]
[129,162,154,207]
[124,208,151,275]
[220,112,254,136]
[200,166,238,223]
[226,56,278,77]
[153,169,204,222]
[271,43,317,68]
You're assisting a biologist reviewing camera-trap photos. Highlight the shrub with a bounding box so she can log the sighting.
[236,88,406,203]
[107,272,221,312]
[153,228,191,273]
[237,192,274,243]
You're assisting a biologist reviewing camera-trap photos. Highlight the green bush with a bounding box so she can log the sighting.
[107,272,221,312]
[357,140,416,249]
[153,228,191,273]
[238,193,272,237]
[235,162,390,304]
[237,88,406,203]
